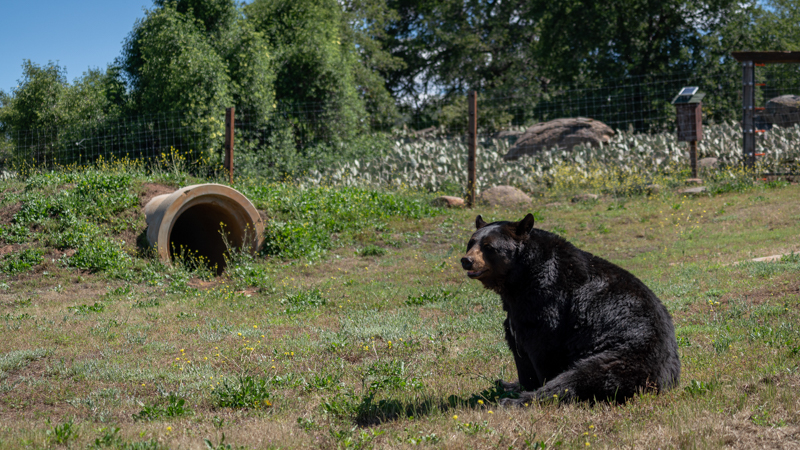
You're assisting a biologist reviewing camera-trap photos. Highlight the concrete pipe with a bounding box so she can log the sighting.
[144,184,264,273]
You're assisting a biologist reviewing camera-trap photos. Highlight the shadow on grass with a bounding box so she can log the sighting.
[343,381,519,425]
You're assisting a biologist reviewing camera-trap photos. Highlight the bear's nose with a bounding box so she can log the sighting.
[461,257,473,270]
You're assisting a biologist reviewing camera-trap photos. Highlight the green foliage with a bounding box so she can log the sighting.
[4,169,137,275]
[67,236,130,273]
[281,288,327,313]
[0,62,123,163]
[204,434,244,450]
[155,0,238,35]
[684,379,719,397]
[381,0,542,125]
[1,248,44,275]
[364,360,424,393]
[245,0,368,142]
[47,418,76,446]
[405,288,455,306]
[0,223,31,244]
[213,375,272,409]
[244,182,437,259]
[133,393,192,421]
[120,4,232,157]
[68,302,105,315]
[357,245,386,257]
[224,248,271,290]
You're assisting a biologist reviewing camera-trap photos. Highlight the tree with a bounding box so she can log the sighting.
[0,61,123,163]
[245,0,371,142]
[119,5,232,119]
[378,0,544,131]
[118,1,276,156]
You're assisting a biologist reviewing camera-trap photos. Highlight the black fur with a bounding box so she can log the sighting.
[462,214,680,405]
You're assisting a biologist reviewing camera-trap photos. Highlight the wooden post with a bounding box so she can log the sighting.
[224,107,235,184]
[742,61,755,169]
[689,140,697,178]
[467,91,477,208]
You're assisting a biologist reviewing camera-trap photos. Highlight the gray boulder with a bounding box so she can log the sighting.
[503,117,614,160]
[698,157,718,169]
[764,95,800,128]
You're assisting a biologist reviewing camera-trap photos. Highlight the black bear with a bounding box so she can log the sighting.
[461,213,680,405]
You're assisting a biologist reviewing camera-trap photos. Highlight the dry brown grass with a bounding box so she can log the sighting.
[0,183,799,448]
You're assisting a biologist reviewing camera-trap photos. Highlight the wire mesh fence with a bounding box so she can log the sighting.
[2,67,800,184]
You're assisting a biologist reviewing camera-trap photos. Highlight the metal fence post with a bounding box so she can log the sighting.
[742,61,755,169]
[467,91,477,208]
[224,107,235,184]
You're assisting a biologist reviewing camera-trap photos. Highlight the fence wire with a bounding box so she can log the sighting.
[2,68,800,175]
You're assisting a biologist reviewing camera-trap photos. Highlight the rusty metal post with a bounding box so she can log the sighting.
[467,91,477,208]
[224,107,235,184]
[689,140,697,178]
[742,61,755,169]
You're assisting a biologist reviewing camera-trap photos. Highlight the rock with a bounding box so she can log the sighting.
[478,186,531,207]
[493,130,524,140]
[685,178,703,185]
[431,196,465,208]
[571,193,599,203]
[645,184,661,194]
[751,254,784,263]
[698,157,718,169]
[764,95,800,128]
[503,117,615,160]
[678,186,707,195]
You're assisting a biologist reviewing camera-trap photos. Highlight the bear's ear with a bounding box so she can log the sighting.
[516,213,535,236]
[475,215,487,229]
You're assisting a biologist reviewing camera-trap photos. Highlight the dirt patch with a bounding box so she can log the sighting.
[0,202,21,227]
[138,182,175,208]
[0,244,23,256]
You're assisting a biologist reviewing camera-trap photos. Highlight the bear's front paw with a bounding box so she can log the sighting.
[498,380,521,392]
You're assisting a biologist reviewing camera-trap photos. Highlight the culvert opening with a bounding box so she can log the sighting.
[168,201,250,274]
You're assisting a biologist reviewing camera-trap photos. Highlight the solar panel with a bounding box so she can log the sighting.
[679,86,698,96]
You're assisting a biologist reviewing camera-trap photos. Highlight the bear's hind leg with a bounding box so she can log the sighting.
[500,353,646,406]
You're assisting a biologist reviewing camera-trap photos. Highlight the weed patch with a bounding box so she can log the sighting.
[213,375,273,409]
[133,392,192,421]
[281,288,327,313]
[1,247,44,275]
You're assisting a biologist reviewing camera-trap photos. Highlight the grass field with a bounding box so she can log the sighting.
[0,165,799,449]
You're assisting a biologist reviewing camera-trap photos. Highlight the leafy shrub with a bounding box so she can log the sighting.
[281,288,327,313]
[133,393,192,421]
[261,220,331,260]
[213,375,272,409]
[358,245,386,257]
[73,171,137,221]
[244,183,437,259]
[1,247,45,275]
[47,418,76,446]
[0,223,31,244]
[224,249,271,289]
[405,288,456,306]
[8,168,137,275]
[66,236,130,273]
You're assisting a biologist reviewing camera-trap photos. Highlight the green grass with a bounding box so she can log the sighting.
[1,161,800,448]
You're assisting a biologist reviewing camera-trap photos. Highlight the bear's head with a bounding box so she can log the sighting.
[461,214,535,291]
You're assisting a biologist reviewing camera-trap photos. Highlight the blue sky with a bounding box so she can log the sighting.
[0,1,153,93]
